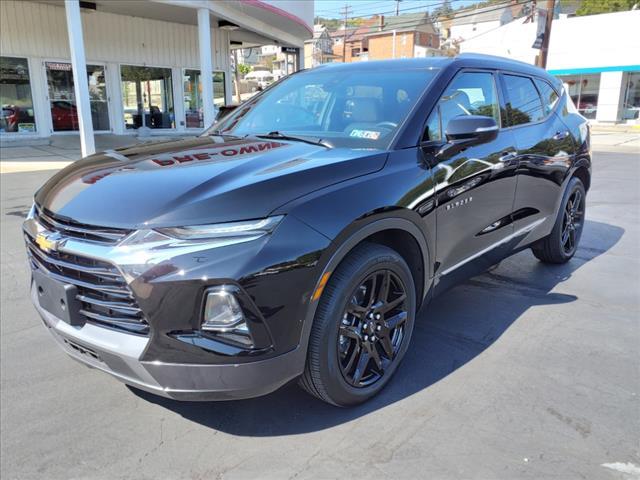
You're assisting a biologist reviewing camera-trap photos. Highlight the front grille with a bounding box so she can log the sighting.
[35,206,131,245]
[25,233,149,334]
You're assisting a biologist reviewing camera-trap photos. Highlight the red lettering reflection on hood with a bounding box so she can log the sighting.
[151,141,285,167]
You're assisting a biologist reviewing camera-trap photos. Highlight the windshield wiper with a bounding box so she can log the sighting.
[205,130,242,138]
[255,131,332,149]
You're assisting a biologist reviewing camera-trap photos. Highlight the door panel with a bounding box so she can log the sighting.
[432,130,518,278]
[501,75,577,245]
[422,70,519,289]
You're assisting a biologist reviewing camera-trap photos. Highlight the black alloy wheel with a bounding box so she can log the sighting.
[532,177,586,264]
[300,243,416,406]
[337,270,408,388]
[561,189,585,256]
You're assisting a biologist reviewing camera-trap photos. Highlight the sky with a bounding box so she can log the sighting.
[313,0,484,20]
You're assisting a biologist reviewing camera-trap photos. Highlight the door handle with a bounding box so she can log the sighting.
[553,130,570,141]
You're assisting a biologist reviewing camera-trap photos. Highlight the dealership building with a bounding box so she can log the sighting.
[460,10,640,125]
[0,0,312,154]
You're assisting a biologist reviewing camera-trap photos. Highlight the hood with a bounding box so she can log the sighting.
[35,136,387,228]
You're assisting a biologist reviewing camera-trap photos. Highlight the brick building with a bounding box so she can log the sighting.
[366,13,440,60]
[330,13,440,62]
[330,16,381,62]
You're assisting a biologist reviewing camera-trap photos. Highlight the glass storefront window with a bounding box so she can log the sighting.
[45,62,110,132]
[0,56,36,133]
[622,72,640,121]
[183,69,226,128]
[559,73,600,119]
[88,66,110,130]
[121,66,174,129]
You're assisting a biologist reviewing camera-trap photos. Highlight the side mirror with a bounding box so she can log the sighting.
[436,115,499,160]
[445,115,499,144]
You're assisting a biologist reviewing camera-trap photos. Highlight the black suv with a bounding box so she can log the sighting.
[24,54,590,406]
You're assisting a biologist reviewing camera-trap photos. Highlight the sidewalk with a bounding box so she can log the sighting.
[1,128,638,174]
[590,125,640,153]
[0,134,195,174]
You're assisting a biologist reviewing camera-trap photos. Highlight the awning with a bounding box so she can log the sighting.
[549,65,640,75]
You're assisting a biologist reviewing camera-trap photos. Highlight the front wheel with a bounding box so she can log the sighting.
[532,177,586,264]
[299,243,416,407]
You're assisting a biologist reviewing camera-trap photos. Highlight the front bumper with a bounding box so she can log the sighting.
[32,283,304,401]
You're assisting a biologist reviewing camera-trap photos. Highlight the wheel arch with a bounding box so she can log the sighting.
[572,163,591,191]
[296,217,432,362]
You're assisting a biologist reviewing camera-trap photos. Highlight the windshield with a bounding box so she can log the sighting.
[211,67,439,149]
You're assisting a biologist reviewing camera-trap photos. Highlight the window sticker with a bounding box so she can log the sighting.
[349,129,381,140]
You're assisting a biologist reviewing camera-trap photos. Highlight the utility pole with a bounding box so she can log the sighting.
[395,0,402,15]
[340,4,352,62]
[537,0,555,69]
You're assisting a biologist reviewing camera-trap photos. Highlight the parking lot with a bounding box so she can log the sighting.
[1,149,638,479]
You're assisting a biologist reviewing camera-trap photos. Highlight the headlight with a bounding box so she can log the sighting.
[156,215,284,243]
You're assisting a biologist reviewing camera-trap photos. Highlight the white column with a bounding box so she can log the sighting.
[172,66,186,132]
[197,8,215,129]
[64,0,95,156]
[595,71,624,123]
[27,57,50,138]
[106,63,125,135]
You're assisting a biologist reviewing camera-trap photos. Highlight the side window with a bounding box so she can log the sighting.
[424,71,500,141]
[503,74,544,126]
[533,78,559,115]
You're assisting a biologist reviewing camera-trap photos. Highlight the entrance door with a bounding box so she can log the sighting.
[120,65,175,130]
[45,62,110,132]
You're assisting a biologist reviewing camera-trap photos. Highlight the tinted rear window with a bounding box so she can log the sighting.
[534,78,559,115]
[503,74,544,127]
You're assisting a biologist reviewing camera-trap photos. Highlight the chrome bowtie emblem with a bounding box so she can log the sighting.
[35,232,63,253]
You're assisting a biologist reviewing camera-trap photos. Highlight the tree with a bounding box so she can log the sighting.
[238,64,252,77]
[432,0,454,20]
[576,0,637,16]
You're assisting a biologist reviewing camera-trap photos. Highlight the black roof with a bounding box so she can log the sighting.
[310,53,561,90]
[313,53,550,78]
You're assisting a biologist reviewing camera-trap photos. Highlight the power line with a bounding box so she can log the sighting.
[340,4,353,62]
[316,0,443,18]
[321,0,532,35]
[457,5,533,44]
[319,0,450,33]
[315,0,467,19]
[315,0,389,15]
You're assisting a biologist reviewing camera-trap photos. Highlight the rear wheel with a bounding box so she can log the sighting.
[299,243,416,406]
[532,177,586,264]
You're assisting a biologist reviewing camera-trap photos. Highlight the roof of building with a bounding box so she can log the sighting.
[444,1,531,27]
[328,12,437,43]
[329,16,382,43]
[365,12,437,35]
[305,24,330,43]
[313,24,327,38]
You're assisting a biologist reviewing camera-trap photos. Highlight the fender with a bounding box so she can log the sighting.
[293,216,433,366]
[549,157,592,226]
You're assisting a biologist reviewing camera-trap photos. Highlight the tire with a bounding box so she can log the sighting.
[299,243,416,407]
[532,177,586,264]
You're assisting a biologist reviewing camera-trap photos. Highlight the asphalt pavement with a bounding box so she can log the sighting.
[1,150,639,480]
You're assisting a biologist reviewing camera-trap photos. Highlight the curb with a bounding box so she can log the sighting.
[0,161,74,174]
